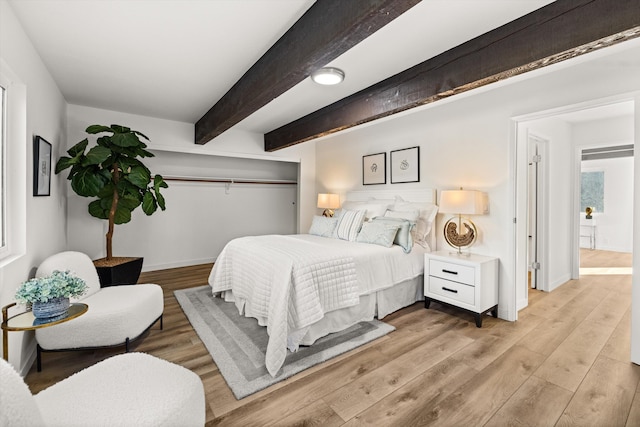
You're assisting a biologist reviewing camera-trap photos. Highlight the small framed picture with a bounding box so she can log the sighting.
[363,152,386,185]
[390,146,420,184]
[33,136,52,196]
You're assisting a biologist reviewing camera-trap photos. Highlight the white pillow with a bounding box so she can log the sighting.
[392,201,438,244]
[335,209,365,241]
[308,215,338,238]
[356,221,400,247]
[341,200,391,221]
[384,209,419,222]
[385,209,419,242]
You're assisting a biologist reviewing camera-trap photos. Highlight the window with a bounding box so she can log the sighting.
[581,171,604,213]
[0,62,27,265]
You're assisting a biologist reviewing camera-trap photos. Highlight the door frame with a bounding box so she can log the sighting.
[511,94,636,320]
[515,128,550,312]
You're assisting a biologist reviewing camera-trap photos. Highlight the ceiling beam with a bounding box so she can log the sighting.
[265,0,640,151]
[194,0,421,145]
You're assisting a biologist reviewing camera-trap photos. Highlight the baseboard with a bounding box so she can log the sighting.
[517,298,528,311]
[20,342,37,377]
[498,306,516,322]
[141,257,215,272]
[593,245,632,253]
[549,273,572,292]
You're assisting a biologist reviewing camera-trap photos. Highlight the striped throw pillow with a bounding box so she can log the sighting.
[335,209,365,241]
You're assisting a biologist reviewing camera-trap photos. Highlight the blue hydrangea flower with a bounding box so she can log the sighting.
[15,270,88,304]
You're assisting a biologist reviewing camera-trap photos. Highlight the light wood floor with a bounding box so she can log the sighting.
[24,250,638,426]
[580,247,633,268]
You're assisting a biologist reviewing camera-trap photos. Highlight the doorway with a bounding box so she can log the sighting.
[513,98,636,314]
[578,144,634,275]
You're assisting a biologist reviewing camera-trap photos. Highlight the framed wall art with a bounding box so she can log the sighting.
[33,135,52,196]
[362,152,386,185]
[390,146,420,184]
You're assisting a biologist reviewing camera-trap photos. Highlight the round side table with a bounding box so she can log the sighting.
[2,302,88,361]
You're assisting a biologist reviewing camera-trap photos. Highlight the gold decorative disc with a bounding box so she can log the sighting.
[443,217,477,249]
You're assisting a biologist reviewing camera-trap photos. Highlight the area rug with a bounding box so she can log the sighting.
[174,285,395,399]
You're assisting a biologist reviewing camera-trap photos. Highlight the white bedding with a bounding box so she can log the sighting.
[289,235,427,295]
[208,234,427,377]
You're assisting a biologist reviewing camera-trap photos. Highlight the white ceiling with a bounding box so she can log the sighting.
[12,0,627,138]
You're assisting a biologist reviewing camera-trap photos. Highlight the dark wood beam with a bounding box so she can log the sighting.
[265,0,640,151]
[194,0,421,145]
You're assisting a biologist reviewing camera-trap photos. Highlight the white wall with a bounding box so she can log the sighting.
[0,0,68,372]
[574,116,634,147]
[65,105,316,270]
[315,38,640,322]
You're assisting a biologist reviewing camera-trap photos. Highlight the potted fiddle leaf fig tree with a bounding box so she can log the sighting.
[56,124,168,286]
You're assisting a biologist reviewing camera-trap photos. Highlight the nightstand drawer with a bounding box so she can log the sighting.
[429,259,475,285]
[428,276,475,306]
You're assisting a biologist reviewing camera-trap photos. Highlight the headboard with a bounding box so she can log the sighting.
[344,189,436,204]
[344,188,438,251]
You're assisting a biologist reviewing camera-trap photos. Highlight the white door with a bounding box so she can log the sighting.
[527,134,548,291]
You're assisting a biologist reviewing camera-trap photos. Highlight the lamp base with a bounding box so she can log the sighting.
[443,215,477,254]
[447,250,472,257]
[322,209,335,217]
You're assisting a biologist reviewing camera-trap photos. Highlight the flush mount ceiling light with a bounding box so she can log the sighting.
[310,67,345,85]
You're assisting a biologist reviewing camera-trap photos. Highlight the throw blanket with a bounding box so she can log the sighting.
[209,235,359,377]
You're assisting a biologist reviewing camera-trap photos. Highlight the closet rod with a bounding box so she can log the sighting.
[164,176,297,185]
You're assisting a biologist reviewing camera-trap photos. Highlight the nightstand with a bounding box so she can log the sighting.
[424,251,499,327]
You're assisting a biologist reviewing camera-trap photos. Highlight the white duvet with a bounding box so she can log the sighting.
[208,234,426,376]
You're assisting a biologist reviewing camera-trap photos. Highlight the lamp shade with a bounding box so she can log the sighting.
[439,190,485,215]
[317,193,340,209]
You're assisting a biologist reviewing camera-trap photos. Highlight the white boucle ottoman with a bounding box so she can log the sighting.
[34,353,205,427]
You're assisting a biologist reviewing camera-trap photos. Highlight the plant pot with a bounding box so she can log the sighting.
[32,297,70,319]
[94,257,144,287]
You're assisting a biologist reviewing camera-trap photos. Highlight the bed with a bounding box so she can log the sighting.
[208,189,438,376]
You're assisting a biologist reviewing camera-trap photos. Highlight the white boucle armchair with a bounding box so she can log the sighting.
[34,251,164,371]
[0,352,205,427]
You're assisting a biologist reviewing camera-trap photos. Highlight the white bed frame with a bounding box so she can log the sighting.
[344,188,438,250]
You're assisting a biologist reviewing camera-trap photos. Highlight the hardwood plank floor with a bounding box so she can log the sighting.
[24,250,637,426]
[580,248,632,268]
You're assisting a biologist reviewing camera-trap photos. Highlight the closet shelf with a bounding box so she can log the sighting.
[163,176,297,185]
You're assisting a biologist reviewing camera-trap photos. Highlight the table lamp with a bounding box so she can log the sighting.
[439,189,486,254]
[317,193,340,217]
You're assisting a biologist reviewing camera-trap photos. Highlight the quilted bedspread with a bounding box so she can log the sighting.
[208,235,359,377]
